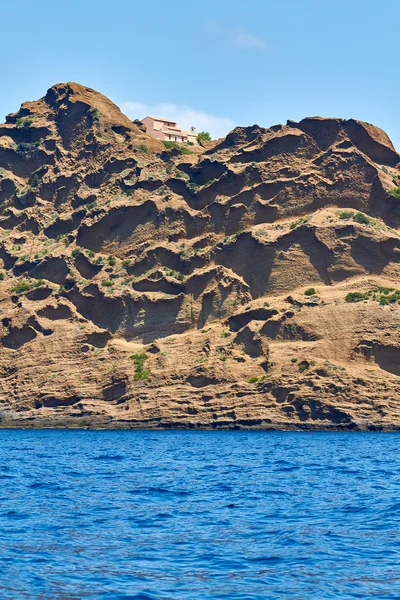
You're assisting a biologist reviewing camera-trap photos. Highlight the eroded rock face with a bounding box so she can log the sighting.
[0,82,400,429]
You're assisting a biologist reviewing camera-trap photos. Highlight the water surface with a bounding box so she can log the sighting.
[0,430,399,599]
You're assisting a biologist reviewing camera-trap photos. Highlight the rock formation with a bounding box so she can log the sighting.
[1,82,400,429]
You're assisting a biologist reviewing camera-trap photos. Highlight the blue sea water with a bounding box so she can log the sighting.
[0,431,399,599]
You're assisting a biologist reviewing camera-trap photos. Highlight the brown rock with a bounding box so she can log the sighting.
[0,83,400,430]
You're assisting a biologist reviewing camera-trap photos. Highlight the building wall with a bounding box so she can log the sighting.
[142,116,198,144]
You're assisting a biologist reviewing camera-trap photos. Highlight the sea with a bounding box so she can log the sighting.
[0,429,399,599]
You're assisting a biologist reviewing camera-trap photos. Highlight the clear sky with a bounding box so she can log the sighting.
[1,0,399,148]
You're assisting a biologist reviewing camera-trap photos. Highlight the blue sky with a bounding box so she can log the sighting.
[1,0,399,148]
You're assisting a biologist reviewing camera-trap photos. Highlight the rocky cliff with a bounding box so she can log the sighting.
[1,82,400,429]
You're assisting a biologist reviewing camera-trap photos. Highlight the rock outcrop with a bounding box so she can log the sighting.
[1,82,400,430]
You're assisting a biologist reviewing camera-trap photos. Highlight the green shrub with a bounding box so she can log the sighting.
[29,174,40,188]
[138,144,148,153]
[247,376,259,384]
[219,355,227,362]
[291,358,298,363]
[130,352,151,380]
[180,146,192,155]
[376,286,394,295]
[221,331,231,338]
[102,280,113,287]
[353,212,370,225]
[197,131,211,143]
[0,272,4,281]
[15,141,40,155]
[90,108,99,120]
[12,280,32,294]
[304,288,316,296]
[345,292,368,303]
[122,260,131,268]
[187,182,200,194]
[71,248,80,257]
[16,117,33,128]
[108,255,116,266]
[338,210,355,219]
[166,269,184,281]
[298,360,310,372]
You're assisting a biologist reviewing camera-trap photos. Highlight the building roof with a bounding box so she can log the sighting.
[146,116,177,126]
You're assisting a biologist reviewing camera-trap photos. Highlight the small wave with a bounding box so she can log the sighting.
[249,556,283,564]
[92,455,125,461]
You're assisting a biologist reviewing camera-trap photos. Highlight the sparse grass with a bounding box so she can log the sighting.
[290,216,309,230]
[221,331,231,338]
[324,360,346,371]
[90,108,99,120]
[304,288,316,296]
[247,376,259,384]
[219,355,227,362]
[138,144,148,154]
[389,186,400,199]
[129,352,151,381]
[180,146,192,155]
[162,141,192,155]
[259,374,272,381]
[165,337,176,344]
[12,280,32,294]
[263,301,270,307]
[101,280,113,288]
